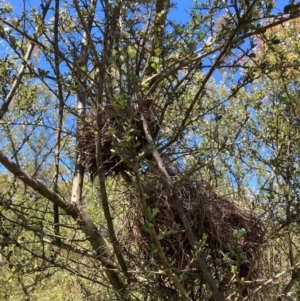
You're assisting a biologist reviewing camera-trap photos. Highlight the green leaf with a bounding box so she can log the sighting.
[149,243,157,253]
[151,62,157,71]
[127,45,136,59]
[231,265,238,274]
[151,207,160,218]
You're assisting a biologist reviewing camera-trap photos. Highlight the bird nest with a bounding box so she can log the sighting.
[77,110,126,178]
[77,108,159,179]
[125,173,265,297]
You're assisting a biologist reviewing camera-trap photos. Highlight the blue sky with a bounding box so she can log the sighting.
[3,0,290,30]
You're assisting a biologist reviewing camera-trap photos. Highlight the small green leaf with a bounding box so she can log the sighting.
[158,269,166,275]
[151,62,157,71]
[150,243,158,253]
[151,207,160,218]
[142,81,150,88]
[128,46,136,59]
[231,265,238,274]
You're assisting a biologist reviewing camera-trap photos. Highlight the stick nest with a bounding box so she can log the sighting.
[125,172,265,296]
[77,108,159,178]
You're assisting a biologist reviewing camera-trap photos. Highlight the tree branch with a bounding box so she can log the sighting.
[140,113,225,301]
